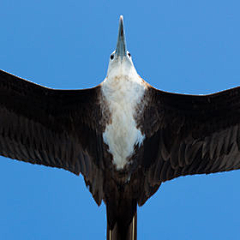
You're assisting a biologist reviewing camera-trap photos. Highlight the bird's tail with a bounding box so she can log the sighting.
[107,211,137,240]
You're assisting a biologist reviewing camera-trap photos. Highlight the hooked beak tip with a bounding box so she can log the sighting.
[116,15,127,58]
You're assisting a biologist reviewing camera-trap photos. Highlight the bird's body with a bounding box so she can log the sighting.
[99,48,149,239]
[1,16,240,240]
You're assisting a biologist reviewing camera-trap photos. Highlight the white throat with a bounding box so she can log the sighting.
[101,60,146,169]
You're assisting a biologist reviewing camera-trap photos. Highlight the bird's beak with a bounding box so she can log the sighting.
[115,15,127,59]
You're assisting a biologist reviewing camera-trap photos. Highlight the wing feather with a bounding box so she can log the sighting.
[142,86,240,185]
[0,70,104,204]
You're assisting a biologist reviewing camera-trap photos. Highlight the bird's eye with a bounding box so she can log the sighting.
[110,54,114,60]
[128,52,131,57]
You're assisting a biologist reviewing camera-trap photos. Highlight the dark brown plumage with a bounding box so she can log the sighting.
[141,87,240,186]
[0,69,105,204]
[1,68,240,239]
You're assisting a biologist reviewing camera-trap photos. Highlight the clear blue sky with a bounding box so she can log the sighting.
[0,0,240,239]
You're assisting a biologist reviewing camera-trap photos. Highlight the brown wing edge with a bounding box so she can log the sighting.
[0,69,105,205]
[137,85,240,205]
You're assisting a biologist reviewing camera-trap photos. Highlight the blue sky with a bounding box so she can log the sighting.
[0,0,240,239]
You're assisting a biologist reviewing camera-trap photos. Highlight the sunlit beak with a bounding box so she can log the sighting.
[115,15,127,59]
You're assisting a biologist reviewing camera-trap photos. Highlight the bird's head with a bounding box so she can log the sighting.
[107,16,138,79]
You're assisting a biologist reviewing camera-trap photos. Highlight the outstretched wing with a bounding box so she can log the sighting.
[0,70,104,204]
[140,86,240,202]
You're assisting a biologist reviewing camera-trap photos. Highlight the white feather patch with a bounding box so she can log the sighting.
[101,71,146,170]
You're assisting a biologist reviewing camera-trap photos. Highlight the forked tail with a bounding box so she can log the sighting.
[107,211,137,240]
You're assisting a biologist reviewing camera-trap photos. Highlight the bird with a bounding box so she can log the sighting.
[1,15,240,240]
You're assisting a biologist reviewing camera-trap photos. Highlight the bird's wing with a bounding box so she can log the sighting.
[139,86,240,204]
[0,70,104,204]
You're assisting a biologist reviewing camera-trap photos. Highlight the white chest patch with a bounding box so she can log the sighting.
[101,74,146,170]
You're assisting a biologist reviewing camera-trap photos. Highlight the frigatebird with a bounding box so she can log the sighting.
[1,15,240,239]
